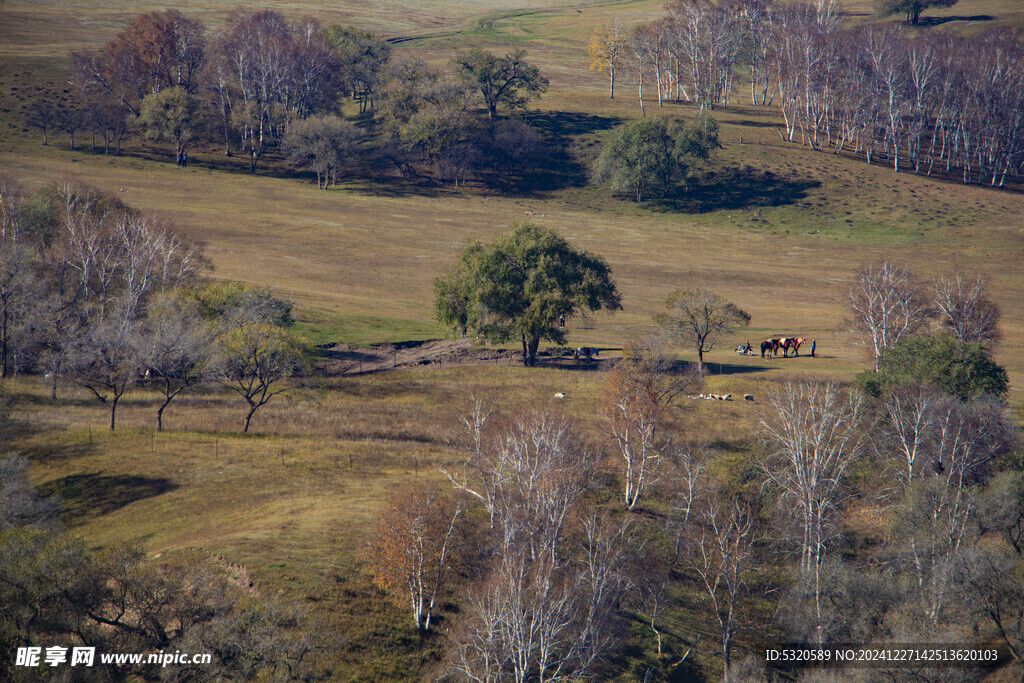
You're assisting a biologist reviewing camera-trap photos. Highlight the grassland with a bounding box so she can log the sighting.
[1,0,1024,680]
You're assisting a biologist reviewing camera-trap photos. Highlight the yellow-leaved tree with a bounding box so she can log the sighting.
[587,22,627,99]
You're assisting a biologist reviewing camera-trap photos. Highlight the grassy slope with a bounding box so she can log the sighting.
[2,0,1024,679]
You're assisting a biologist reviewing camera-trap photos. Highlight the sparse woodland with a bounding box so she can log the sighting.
[2,0,1024,681]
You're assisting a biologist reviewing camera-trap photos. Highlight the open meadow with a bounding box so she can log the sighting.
[1,0,1023,680]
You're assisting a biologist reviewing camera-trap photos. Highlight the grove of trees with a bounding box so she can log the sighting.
[22,9,552,191]
[591,0,1024,186]
[0,173,306,432]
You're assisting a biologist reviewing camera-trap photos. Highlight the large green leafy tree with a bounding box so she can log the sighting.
[591,115,719,201]
[858,332,1008,401]
[435,222,621,366]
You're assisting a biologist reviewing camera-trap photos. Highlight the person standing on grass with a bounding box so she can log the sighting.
[811,339,816,357]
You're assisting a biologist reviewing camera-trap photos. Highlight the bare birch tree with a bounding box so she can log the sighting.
[760,380,869,642]
[445,410,596,560]
[933,272,1000,347]
[885,392,1015,624]
[848,261,931,370]
[601,337,701,510]
[688,494,760,681]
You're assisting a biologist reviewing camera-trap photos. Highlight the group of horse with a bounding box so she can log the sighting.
[760,336,805,358]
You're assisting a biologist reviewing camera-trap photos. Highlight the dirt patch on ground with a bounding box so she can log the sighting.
[315,339,618,376]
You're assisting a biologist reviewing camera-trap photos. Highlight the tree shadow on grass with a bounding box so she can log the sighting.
[700,360,773,376]
[40,472,177,523]
[650,167,821,214]
[671,359,772,376]
[916,15,993,27]
[495,110,623,196]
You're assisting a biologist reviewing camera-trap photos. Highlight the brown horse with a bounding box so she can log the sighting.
[760,339,780,358]
[779,337,804,357]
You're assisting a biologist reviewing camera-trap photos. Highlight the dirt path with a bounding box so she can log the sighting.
[315,339,618,375]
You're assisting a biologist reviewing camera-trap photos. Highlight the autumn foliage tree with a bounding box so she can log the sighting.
[76,9,205,116]
[587,22,627,99]
[369,483,465,633]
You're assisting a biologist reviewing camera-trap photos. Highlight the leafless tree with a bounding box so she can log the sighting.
[445,409,596,560]
[24,98,58,145]
[655,287,751,372]
[55,104,85,151]
[687,494,761,681]
[885,392,1015,624]
[0,454,61,530]
[847,261,931,370]
[954,545,1024,672]
[446,512,632,682]
[665,445,710,564]
[735,0,776,106]
[140,292,214,430]
[667,0,742,111]
[86,95,129,155]
[67,315,144,431]
[933,271,1000,347]
[0,175,37,378]
[627,24,650,116]
[760,380,869,642]
[602,337,701,510]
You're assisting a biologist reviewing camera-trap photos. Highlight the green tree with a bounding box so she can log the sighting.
[216,323,309,432]
[328,24,392,113]
[184,282,294,330]
[858,332,1008,400]
[655,288,750,371]
[139,86,200,163]
[435,222,621,366]
[875,0,958,25]
[452,49,548,119]
[591,115,719,201]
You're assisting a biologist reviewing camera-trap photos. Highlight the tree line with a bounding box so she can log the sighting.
[23,9,550,189]
[588,0,1024,186]
[0,174,307,432]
